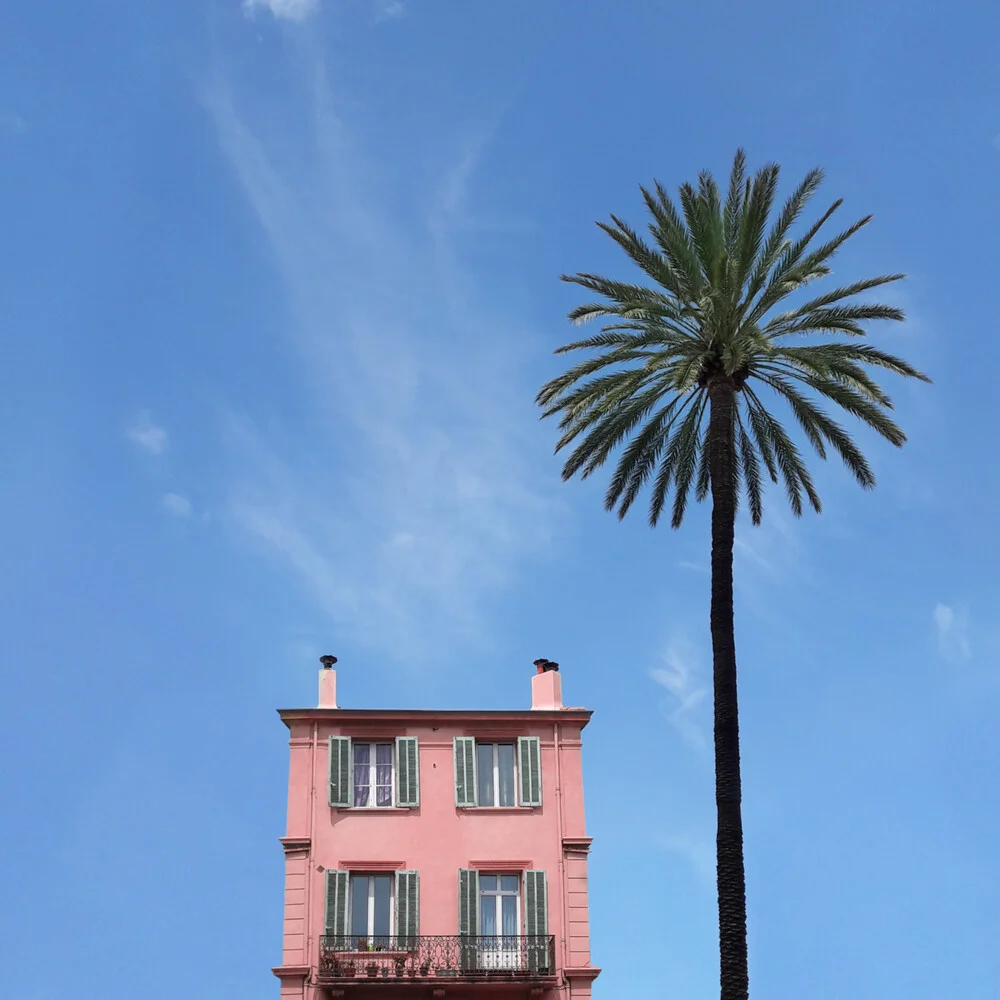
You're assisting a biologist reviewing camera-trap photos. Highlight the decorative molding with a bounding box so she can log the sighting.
[279,708,593,727]
[563,966,602,981]
[466,727,551,740]
[337,726,411,737]
[468,859,533,871]
[279,837,311,856]
[271,965,310,979]
[338,860,407,871]
[562,837,593,854]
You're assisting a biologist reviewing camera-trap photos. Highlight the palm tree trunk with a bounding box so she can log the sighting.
[707,377,748,1000]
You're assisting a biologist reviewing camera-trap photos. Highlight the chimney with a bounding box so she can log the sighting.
[531,658,563,710]
[318,655,338,709]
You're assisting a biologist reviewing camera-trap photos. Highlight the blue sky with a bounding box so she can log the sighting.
[2,0,998,997]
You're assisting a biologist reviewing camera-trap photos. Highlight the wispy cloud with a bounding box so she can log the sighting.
[656,831,715,887]
[650,638,709,749]
[162,493,193,517]
[933,602,971,663]
[0,112,26,136]
[374,0,406,21]
[126,413,168,455]
[242,0,319,21]
[204,64,558,660]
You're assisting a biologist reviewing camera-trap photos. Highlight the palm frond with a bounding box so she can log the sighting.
[539,151,928,528]
[757,372,877,488]
[667,399,707,528]
[802,376,908,446]
[606,395,695,517]
[641,182,705,299]
[740,166,824,311]
[761,356,892,408]
[766,303,905,338]
[723,150,748,259]
[558,381,665,481]
[744,388,822,515]
[593,216,691,301]
[734,164,780,295]
[736,410,764,524]
[537,351,657,412]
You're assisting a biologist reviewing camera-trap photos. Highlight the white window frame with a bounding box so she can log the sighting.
[478,872,521,934]
[476,742,517,808]
[352,741,395,809]
[349,873,395,940]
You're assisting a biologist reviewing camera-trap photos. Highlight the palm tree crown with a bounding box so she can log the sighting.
[537,150,930,525]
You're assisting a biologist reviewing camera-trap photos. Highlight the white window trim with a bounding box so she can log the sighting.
[350,873,395,939]
[479,873,521,934]
[477,742,517,808]
[353,741,395,809]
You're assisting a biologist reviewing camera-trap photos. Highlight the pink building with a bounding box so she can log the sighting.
[273,658,600,999]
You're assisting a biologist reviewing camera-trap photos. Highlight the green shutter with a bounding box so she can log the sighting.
[457,868,480,934]
[453,737,477,807]
[328,736,352,807]
[458,867,480,971]
[324,869,350,942]
[517,736,542,807]
[524,870,549,972]
[395,870,419,948]
[396,737,420,807]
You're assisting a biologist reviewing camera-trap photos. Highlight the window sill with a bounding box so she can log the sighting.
[456,806,537,813]
[334,807,417,813]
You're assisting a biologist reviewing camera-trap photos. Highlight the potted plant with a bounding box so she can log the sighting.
[366,962,378,978]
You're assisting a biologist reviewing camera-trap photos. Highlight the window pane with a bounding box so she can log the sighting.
[373,876,391,938]
[497,744,515,806]
[500,875,518,893]
[350,876,369,937]
[375,743,393,807]
[477,743,494,807]
[480,895,497,936]
[353,743,371,807]
[479,875,497,893]
[501,895,518,936]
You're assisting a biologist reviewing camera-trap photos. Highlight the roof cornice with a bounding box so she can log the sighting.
[277,707,593,729]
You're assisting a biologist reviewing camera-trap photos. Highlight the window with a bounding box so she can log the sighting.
[457,870,549,972]
[353,742,393,808]
[480,874,520,938]
[329,737,420,809]
[476,743,516,807]
[350,874,393,947]
[323,870,419,950]
[453,736,541,808]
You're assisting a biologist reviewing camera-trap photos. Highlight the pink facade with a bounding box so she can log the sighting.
[273,662,600,999]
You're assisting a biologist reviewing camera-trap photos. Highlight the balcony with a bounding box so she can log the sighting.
[317,935,557,988]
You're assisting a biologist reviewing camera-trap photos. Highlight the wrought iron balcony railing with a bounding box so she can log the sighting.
[318,935,556,982]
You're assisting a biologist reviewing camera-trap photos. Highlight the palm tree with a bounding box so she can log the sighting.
[536,151,929,1000]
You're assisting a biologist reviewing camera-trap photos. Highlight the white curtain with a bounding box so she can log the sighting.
[353,743,370,806]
